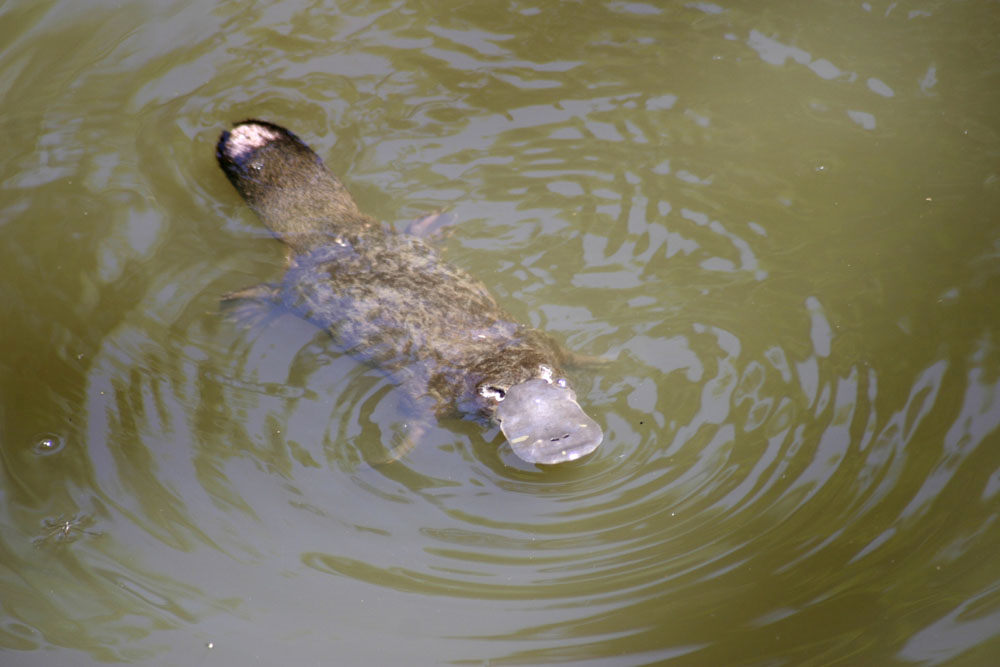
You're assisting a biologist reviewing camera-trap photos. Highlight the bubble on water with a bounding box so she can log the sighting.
[32,433,65,456]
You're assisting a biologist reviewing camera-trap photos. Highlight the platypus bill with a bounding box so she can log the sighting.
[216,120,602,465]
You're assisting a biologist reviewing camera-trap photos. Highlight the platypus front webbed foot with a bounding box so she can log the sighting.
[496,379,603,464]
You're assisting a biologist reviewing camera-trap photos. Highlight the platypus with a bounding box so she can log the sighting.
[216,120,602,464]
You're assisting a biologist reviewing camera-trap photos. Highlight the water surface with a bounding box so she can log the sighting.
[2,1,1000,665]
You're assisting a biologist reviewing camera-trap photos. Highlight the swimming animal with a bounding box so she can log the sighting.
[216,120,602,464]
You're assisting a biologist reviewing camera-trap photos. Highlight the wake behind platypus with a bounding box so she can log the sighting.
[216,120,602,464]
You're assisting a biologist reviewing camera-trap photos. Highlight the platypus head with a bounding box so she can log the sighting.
[478,366,602,465]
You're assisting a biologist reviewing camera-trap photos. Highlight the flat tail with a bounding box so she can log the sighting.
[216,120,381,254]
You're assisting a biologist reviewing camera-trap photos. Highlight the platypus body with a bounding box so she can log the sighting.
[216,120,602,464]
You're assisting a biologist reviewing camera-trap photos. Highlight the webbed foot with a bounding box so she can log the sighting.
[220,282,282,328]
[364,420,428,467]
[405,208,457,240]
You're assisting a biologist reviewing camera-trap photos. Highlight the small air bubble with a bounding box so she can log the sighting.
[33,434,65,456]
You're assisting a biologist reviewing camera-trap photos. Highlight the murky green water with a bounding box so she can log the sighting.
[3,1,1000,665]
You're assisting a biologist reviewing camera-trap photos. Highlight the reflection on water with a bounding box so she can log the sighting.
[2,0,1000,664]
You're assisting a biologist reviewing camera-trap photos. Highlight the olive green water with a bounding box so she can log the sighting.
[3,1,1000,665]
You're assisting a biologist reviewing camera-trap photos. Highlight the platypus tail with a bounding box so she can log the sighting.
[216,120,380,254]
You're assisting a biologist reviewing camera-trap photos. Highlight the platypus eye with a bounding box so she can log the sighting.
[538,365,554,383]
[479,385,506,401]
[556,377,568,388]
